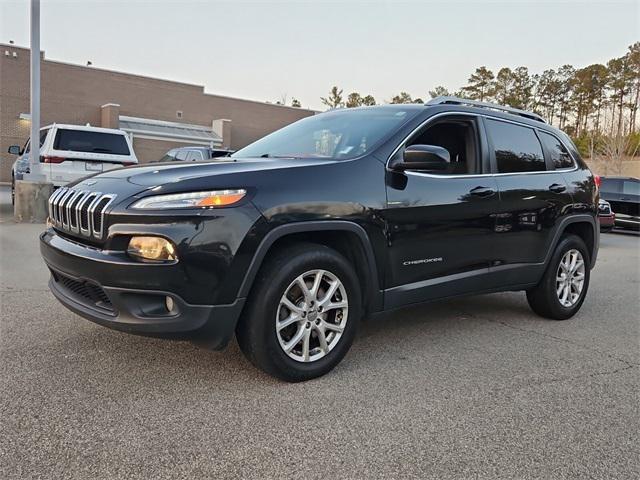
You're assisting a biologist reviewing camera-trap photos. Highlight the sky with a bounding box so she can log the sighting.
[1,0,638,110]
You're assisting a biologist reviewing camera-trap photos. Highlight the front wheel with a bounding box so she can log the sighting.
[526,234,590,320]
[236,243,361,382]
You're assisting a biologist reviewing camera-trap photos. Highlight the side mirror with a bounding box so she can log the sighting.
[391,144,450,172]
[7,145,21,155]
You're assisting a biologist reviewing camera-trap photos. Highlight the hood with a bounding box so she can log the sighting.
[95,157,334,187]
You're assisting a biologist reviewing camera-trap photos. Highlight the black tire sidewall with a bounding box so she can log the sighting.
[240,245,361,381]
[537,235,591,319]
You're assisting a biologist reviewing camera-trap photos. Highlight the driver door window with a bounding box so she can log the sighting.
[405,117,481,175]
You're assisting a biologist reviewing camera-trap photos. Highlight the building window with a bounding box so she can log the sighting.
[176,111,183,119]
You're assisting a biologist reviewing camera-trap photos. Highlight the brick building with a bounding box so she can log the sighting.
[0,43,315,183]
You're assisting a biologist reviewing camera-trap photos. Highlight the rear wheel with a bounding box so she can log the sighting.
[526,234,590,320]
[237,243,361,382]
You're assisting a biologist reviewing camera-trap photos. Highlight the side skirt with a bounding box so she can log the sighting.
[383,262,545,310]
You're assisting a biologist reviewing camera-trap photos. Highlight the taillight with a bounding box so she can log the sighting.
[594,175,602,190]
[40,156,66,164]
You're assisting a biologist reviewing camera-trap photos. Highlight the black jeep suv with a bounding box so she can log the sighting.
[40,97,599,381]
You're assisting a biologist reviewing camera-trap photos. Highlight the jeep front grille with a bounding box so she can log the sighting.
[48,187,116,239]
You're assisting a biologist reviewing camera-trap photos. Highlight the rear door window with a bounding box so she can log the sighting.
[539,131,574,169]
[53,130,130,155]
[485,119,545,173]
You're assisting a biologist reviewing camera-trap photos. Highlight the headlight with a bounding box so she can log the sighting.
[130,189,246,210]
[128,236,177,262]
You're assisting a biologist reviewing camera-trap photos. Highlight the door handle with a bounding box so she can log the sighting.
[469,186,495,197]
[549,183,567,193]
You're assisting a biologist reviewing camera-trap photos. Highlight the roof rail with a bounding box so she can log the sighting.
[426,96,545,123]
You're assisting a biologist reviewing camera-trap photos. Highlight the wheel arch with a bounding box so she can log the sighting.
[237,221,383,313]
[546,215,598,269]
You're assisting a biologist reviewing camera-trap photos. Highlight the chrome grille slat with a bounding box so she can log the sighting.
[51,187,68,225]
[47,188,116,240]
[64,190,82,230]
[58,189,75,228]
[48,187,65,221]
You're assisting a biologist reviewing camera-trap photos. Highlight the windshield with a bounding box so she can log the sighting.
[232,107,417,160]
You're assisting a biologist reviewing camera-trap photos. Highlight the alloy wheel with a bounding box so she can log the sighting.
[275,269,348,363]
[556,249,585,308]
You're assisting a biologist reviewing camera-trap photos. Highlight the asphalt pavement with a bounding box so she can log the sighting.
[1,186,638,479]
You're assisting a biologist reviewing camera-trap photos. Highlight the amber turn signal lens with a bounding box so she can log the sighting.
[196,191,246,207]
[127,236,177,262]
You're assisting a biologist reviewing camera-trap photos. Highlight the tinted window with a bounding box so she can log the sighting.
[486,119,545,173]
[539,131,574,169]
[623,180,640,196]
[24,129,49,153]
[233,107,417,160]
[407,120,479,174]
[158,149,177,162]
[185,150,202,161]
[53,129,130,155]
[600,178,621,194]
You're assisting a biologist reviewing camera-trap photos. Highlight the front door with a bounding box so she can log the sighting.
[383,114,501,308]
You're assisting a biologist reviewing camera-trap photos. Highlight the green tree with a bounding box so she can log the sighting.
[492,67,515,105]
[361,95,377,106]
[428,86,450,98]
[607,55,633,134]
[510,66,535,110]
[461,66,494,101]
[390,91,422,104]
[345,92,377,108]
[533,69,562,122]
[556,65,576,129]
[320,86,344,109]
[626,42,640,132]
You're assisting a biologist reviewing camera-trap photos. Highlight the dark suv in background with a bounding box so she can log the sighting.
[599,176,640,230]
[40,97,599,381]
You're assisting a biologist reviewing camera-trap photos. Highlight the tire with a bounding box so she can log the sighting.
[236,243,361,382]
[526,234,590,320]
[11,175,15,206]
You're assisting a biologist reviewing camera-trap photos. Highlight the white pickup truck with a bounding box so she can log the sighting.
[8,124,138,202]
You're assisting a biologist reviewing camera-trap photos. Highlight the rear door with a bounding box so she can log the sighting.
[485,118,572,280]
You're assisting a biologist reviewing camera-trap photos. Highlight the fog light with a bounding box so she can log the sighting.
[165,296,175,313]
[127,236,177,262]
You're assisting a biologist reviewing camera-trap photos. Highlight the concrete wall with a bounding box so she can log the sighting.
[0,43,315,182]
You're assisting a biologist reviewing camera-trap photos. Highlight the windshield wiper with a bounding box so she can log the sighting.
[258,153,297,159]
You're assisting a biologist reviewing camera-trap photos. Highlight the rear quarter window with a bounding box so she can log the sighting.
[53,129,130,155]
[539,131,575,169]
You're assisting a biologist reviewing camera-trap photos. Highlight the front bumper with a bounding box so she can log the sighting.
[598,214,615,231]
[40,229,245,349]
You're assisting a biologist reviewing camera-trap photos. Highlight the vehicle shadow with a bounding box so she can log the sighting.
[40,291,538,387]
